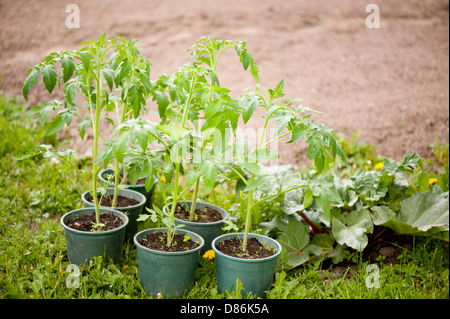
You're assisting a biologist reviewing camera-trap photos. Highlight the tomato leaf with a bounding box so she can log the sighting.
[128,85,145,118]
[22,68,39,101]
[41,64,57,94]
[61,54,76,82]
[101,67,115,91]
[239,94,258,124]
[153,90,170,118]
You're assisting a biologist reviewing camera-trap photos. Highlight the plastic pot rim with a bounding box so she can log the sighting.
[60,207,129,236]
[133,228,205,256]
[81,187,147,210]
[211,232,282,263]
[163,201,229,227]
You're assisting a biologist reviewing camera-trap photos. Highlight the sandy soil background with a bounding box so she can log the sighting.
[1,0,448,168]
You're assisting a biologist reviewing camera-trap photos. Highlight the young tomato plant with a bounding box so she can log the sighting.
[22,34,155,228]
[142,37,259,245]
[224,79,347,251]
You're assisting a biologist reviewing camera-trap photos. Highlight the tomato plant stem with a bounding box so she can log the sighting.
[167,159,181,247]
[190,179,200,222]
[91,51,102,226]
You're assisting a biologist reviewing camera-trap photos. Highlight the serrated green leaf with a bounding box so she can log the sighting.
[114,130,130,163]
[79,51,91,70]
[77,117,91,140]
[41,64,57,94]
[157,124,190,140]
[95,146,114,167]
[275,78,284,94]
[307,137,321,160]
[128,85,145,118]
[186,170,201,187]
[144,176,155,192]
[250,59,259,83]
[139,71,153,92]
[200,161,217,194]
[45,109,74,136]
[239,95,258,124]
[240,162,263,175]
[241,51,252,70]
[303,189,314,209]
[23,68,39,101]
[61,54,76,82]
[269,79,285,101]
[101,67,114,91]
[133,125,148,151]
[153,90,170,118]
[288,123,308,143]
[63,80,78,105]
[28,102,56,126]
[243,175,274,192]
[127,157,152,186]
[314,150,325,173]
[115,58,131,86]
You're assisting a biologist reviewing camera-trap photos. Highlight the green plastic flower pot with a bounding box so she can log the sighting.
[82,187,146,241]
[133,228,204,298]
[163,201,229,253]
[61,207,129,266]
[98,169,157,210]
[212,233,282,298]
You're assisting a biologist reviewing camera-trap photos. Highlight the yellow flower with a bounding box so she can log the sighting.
[202,250,215,260]
[374,162,384,170]
[59,268,65,275]
[161,175,167,183]
[123,265,129,271]
[428,178,438,185]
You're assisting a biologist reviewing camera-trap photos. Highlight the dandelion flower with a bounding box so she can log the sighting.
[161,175,167,183]
[428,178,438,185]
[123,265,129,271]
[375,162,384,170]
[202,249,215,259]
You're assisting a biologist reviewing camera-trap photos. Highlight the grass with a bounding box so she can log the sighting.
[0,93,448,299]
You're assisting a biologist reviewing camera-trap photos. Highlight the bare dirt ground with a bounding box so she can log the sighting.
[1,0,448,169]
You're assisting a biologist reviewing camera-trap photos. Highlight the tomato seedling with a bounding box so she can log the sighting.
[22,34,156,228]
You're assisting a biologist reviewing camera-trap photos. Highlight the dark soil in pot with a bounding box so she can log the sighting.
[173,203,223,223]
[66,212,124,231]
[216,237,277,259]
[139,232,200,252]
[87,194,140,207]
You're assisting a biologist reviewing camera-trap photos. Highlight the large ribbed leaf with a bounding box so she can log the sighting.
[277,216,312,269]
[331,208,373,251]
[372,189,449,241]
